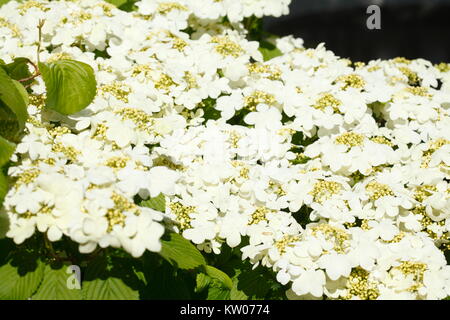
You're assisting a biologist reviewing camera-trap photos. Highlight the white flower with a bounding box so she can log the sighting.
[182,218,217,244]
[368,220,400,241]
[0,0,449,299]
[218,211,248,247]
[318,253,352,281]
[147,166,180,198]
[244,104,282,130]
[291,269,326,298]
[105,120,136,148]
[216,91,244,120]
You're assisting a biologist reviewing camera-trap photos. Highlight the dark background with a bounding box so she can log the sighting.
[264,0,450,63]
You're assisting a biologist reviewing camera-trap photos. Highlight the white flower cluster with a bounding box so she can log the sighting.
[136,0,290,24]
[1,0,449,299]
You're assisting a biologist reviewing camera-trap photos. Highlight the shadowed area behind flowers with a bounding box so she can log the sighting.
[265,1,450,63]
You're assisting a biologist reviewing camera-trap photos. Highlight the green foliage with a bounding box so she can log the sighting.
[200,97,222,121]
[0,101,19,142]
[0,232,288,301]
[234,265,273,299]
[195,272,210,293]
[242,16,282,61]
[82,254,140,300]
[105,0,139,12]
[105,0,128,7]
[243,16,264,41]
[292,130,318,147]
[39,59,97,115]
[259,39,283,61]
[0,56,96,208]
[203,265,233,290]
[0,136,15,167]
[32,264,82,300]
[202,245,288,300]
[0,66,28,132]
[195,272,230,300]
[83,272,139,300]
[140,193,166,212]
[292,205,313,228]
[230,279,248,300]
[1,57,34,86]
[195,266,235,300]
[142,257,193,299]
[159,232,206,270]
[0,171,8,205]
[0,13,289,302]
[0,245,45,299]
[206,281,231,300]
[0,204,9,239]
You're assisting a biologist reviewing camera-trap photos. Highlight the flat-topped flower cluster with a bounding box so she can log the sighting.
[0,0,449,300]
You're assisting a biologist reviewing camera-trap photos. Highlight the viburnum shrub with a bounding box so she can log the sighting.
[0,0,449,300]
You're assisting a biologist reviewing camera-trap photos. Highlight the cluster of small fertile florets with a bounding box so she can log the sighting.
[0,0,449,299]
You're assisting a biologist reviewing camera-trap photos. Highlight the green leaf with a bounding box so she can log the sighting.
[0,67,28,131]
[234,265,272,300]
[32,264,82,300]
[195,266,234,300]
[218,255,281,300]
[38,59,96,115]
[204,265,233,290]
[116,0,139,12]
[0,171,9,209]
[0,100,21,142]
[206,281,231,300]
[230,280,248,300]
[105,0,127,7]
[0,250,45,299]
[140,193,165,212]
[199,97,221,121]
[195,272,211,293]
[1,58,33,85]
[142,259,192,300]
[0,136,15,167]
[159,232,206,270]
[82,255,139,300]
[0,209,9,239]
[83,277,139,300]
[0,0,11,7]
[0,239,14,263]
[259,39,282,62]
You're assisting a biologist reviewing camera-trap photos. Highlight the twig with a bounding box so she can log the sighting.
[18,59,40,84]
[37,19,45,65]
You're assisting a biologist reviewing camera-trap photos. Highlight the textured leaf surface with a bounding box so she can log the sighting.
[0,136,15,167]
[39,59,96,115]
[0,171,9,207]
[159,232,206,270]
[82,256,139,300]
[204,265,233,290]
[140,193,165,212]
[0,252,45,300]
[0,67,28,131]
[1,58,33,86]
[32,264,82,300]
[259,39,282,61]
[206,282,231,300]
